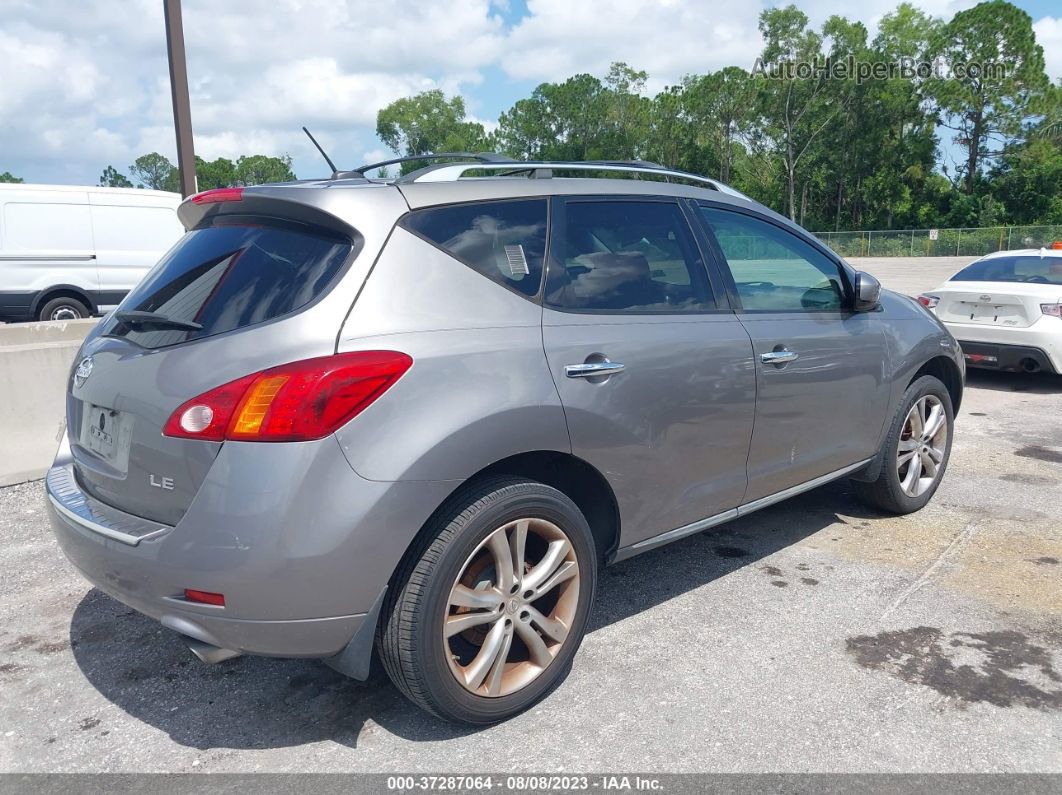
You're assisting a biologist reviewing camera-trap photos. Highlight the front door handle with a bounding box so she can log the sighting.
[565,361,625,378]
[760,350,799,365]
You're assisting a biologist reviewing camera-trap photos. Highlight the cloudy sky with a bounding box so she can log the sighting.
[1,0,1059,186]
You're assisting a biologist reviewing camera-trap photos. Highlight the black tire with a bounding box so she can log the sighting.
[377,477,597,725]
[852,375,954,514]
[38,295,90,322]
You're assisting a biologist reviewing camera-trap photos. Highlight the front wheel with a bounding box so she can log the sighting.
[852,375,954,514]
[377,477,597,725]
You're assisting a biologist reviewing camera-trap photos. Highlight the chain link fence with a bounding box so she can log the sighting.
[814,225,1062,258]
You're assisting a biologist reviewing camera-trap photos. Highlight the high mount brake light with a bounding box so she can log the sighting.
[191,187,244,204]
[163,351,413,442]
[917,294,939,309]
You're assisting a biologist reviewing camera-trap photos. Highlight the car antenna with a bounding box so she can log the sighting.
[302,126,339,178]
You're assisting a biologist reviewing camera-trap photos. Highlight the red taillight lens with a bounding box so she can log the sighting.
[1042,303,1062,318]
[163,351,412,442]
[184,589,225,606]
[917,294,939,309]
[191,187,244,204]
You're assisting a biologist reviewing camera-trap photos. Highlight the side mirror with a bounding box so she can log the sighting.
[854,271,881,311]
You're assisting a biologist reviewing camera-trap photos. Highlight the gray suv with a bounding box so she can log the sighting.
[46,157,963,725]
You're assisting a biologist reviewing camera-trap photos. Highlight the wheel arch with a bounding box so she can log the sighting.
[326,449,621,681]
[909,355,963,413]
[398,450,621,578]
[32,285,96,319]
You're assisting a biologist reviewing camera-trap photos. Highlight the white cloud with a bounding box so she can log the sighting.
[0,0,1056,186]
[1034,17,1062,83]
[503,0,764,85]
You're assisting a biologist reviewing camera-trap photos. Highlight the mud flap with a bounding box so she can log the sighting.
[323,586,388,681]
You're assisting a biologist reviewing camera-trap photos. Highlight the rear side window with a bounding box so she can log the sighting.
[952,256,1062,286]
[100,218,355,349]
[401,199,547,297]
[545,200,714,312]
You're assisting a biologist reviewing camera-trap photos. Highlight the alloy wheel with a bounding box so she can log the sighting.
[896,395,948,497]
[443,517,580,697]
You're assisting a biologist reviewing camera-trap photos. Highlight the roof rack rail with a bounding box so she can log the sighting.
[350,152,516,178]
[393,159,750,200]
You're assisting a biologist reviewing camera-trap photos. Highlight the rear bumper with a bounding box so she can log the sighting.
[955,340,1057,374]
[46,435,456,658]
[941,318,1062,373]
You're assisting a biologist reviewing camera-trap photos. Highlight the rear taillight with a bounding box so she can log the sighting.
[917,294,939,309]
[191,187,244,204]
[1042,303,1062,318]
[163,351,412,442]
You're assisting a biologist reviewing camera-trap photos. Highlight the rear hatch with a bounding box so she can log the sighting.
[935,282,1056,329]
[68,213,357,525]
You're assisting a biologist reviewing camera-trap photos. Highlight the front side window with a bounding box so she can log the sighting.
[952,255,1062,286]
[401,199,547,297]
[101,218,355,349]
[700,206,846,312]
[545,200,714,312]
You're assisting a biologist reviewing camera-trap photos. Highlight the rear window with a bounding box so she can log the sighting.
[952,256,1062,286]
[101,218,355,349]
[401,199,547,297]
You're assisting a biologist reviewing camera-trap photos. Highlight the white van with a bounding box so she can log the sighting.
[0,184,183,322]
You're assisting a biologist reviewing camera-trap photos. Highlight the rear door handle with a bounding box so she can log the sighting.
[760,350,799,365]
[565,361,625,378]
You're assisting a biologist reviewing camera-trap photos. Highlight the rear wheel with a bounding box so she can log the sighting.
[377,477,597,724]
[852,375,953,514]
[38,295,90,322]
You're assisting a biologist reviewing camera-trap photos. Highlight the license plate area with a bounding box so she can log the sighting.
[80,404,132,472]
[959,302,1024,325]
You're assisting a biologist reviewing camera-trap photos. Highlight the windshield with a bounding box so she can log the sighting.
[952,255,1062,286]
[101,218,355,349]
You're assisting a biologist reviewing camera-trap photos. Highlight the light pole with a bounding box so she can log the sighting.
[163,0,197,197]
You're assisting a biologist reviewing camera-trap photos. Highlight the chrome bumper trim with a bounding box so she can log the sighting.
[46,465,171,546]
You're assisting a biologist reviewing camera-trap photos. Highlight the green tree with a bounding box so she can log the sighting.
[688,68,758,184]
[377,90,493,173]
[755,6,845,220]
[98,166,133,188]
[129,153,179,191]
[233,154,295,185]
[0,171,23,183]
[497,74,610,161]
[928,0,1049,192]
[990,138,1062,223]
[601,62,651,160]
[195,156,237,189]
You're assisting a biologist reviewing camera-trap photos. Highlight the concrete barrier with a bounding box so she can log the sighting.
[0,319,96,486]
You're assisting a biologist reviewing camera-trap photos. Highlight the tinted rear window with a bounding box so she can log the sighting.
[952,255,1062,286]
[401,199,547,297]
[101,218,355,349]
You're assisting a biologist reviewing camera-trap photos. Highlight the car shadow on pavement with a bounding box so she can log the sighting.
[963,369,1062,396]
[68,479,881,750]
